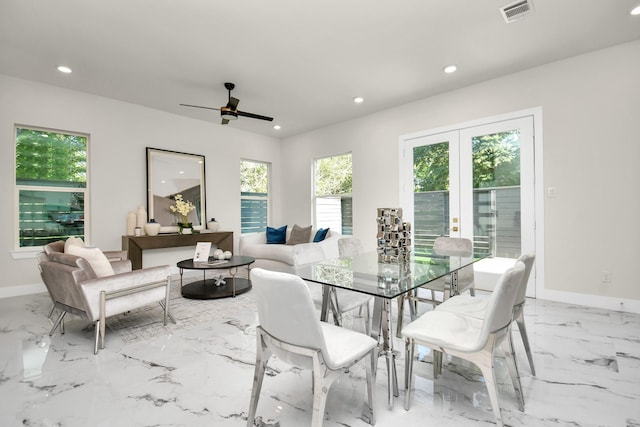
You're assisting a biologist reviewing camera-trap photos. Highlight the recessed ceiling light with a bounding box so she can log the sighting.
[631,5,640,15]
[57,66,72,74]
[353,97,364,104]
[273,125,281,130]
[443,65,457,74]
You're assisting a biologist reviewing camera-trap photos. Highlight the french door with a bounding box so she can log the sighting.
[400,115,536,297]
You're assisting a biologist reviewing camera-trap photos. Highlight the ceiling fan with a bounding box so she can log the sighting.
[180,82,274,125]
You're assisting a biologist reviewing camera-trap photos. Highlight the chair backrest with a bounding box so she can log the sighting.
[514,253,535,306]
[38,252,95,318]
[43,240,65,255]
[252,268,328,367]
[338,237,363,257]
[482,261,525,335]
[433,236,472,256]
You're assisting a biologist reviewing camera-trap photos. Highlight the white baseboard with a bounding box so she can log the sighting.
[539,288,640,314]
[0,283,46,299]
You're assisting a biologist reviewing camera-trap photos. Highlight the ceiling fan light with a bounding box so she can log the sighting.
[221,110,238,120]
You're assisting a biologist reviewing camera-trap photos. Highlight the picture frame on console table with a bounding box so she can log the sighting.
[146,147,206,233]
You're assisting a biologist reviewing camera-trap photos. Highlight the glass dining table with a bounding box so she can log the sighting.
[294,250,488,412]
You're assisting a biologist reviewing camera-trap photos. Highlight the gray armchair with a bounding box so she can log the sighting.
[38,240,174,354]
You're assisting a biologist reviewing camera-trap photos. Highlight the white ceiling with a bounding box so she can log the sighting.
[1,0,639,138]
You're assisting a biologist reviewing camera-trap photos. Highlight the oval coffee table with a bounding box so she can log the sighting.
[177,256,255,299]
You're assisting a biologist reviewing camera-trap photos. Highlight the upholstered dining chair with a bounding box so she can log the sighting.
[435,253,537,375]
[396,236,476,337]
[402,262,526,427]
[300,238,371,334]
[247,268,377,427]
[38,240,174,354]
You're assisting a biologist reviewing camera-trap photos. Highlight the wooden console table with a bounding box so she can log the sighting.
[122,232,233,270]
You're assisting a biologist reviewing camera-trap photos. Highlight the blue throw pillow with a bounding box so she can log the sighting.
[313,227,329,242]
[266,225,287,244]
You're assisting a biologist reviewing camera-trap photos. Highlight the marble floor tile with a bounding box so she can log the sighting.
[0,283,639,427]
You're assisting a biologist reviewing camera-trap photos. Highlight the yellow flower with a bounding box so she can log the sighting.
[169,194,195,219]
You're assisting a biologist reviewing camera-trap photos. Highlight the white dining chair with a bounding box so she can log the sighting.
[396,236,476,337]
[247,268,377,427]
[296,241,371,335]
[402,262,526,427]
[435,253,537,375]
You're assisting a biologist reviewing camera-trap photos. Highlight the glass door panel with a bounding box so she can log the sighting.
[401,131,460,260]
[460,116,534,294]
[402,115,535,296]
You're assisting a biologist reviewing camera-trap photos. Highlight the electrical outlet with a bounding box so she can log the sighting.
[601,270,611,284]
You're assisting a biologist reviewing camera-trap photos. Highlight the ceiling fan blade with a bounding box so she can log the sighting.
[237,110,274,121]
[180,103,221,111]
[227,97,239,110]
[221,118,229,125]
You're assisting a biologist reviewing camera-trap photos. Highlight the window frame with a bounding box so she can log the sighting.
[13,125,90,252]
[240,158,270,234]
[313,152,353,235]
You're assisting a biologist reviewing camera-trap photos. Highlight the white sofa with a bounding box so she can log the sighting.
[239,227,342,272]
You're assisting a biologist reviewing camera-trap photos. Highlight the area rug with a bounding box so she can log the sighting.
[106,271,256,344]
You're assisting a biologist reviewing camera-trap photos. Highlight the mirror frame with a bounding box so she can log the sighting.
[146,147,206,233]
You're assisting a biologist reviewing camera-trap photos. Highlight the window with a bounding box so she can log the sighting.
[240,160,269,234]
[314,153,352,235]
[15,126,88,248]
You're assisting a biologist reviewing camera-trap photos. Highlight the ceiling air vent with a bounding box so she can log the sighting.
[500,0,535,23]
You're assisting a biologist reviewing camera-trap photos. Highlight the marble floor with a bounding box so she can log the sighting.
[1,277,639,427]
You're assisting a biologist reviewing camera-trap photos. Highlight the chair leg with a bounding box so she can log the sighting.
[364,302,371,336]
[49,311,66,336]
[432,350,443,379]
[469,285,476,297]
[159,301,176,324]
[502,332,525,411]
[311,371,331,427]
[476,352,504,427]
[361,350,376,425]
[329,289,342,327]
[247,334,270,427]
[404,339,415,411]
[94,320,100,355]
[163,276,172,325]
[514,308,536,376]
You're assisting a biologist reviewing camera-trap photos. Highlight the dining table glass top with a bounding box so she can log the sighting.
[294,251,489,300]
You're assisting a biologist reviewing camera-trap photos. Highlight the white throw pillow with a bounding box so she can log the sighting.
[64,236,85,252]
[66,245,115,277]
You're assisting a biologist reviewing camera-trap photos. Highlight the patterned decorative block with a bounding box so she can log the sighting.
[376,208,412,263]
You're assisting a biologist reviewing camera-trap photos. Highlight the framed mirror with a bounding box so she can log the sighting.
[146,148,206,232]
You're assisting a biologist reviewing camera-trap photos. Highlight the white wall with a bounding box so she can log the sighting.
[280,40,640,313]
[0,75,282,296]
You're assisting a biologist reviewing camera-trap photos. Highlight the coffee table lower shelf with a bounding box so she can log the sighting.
[181,278,252,299]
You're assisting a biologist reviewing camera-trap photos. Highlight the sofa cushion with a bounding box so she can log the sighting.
[287,224,312,245]
[313,227,330,242]
[266,225,287,244]
[65,245,115,277]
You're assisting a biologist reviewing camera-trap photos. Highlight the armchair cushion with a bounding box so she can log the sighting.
[79,265,171,321]
[66,245,115,277]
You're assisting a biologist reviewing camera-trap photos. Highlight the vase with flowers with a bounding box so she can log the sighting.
[169,194,196,234]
